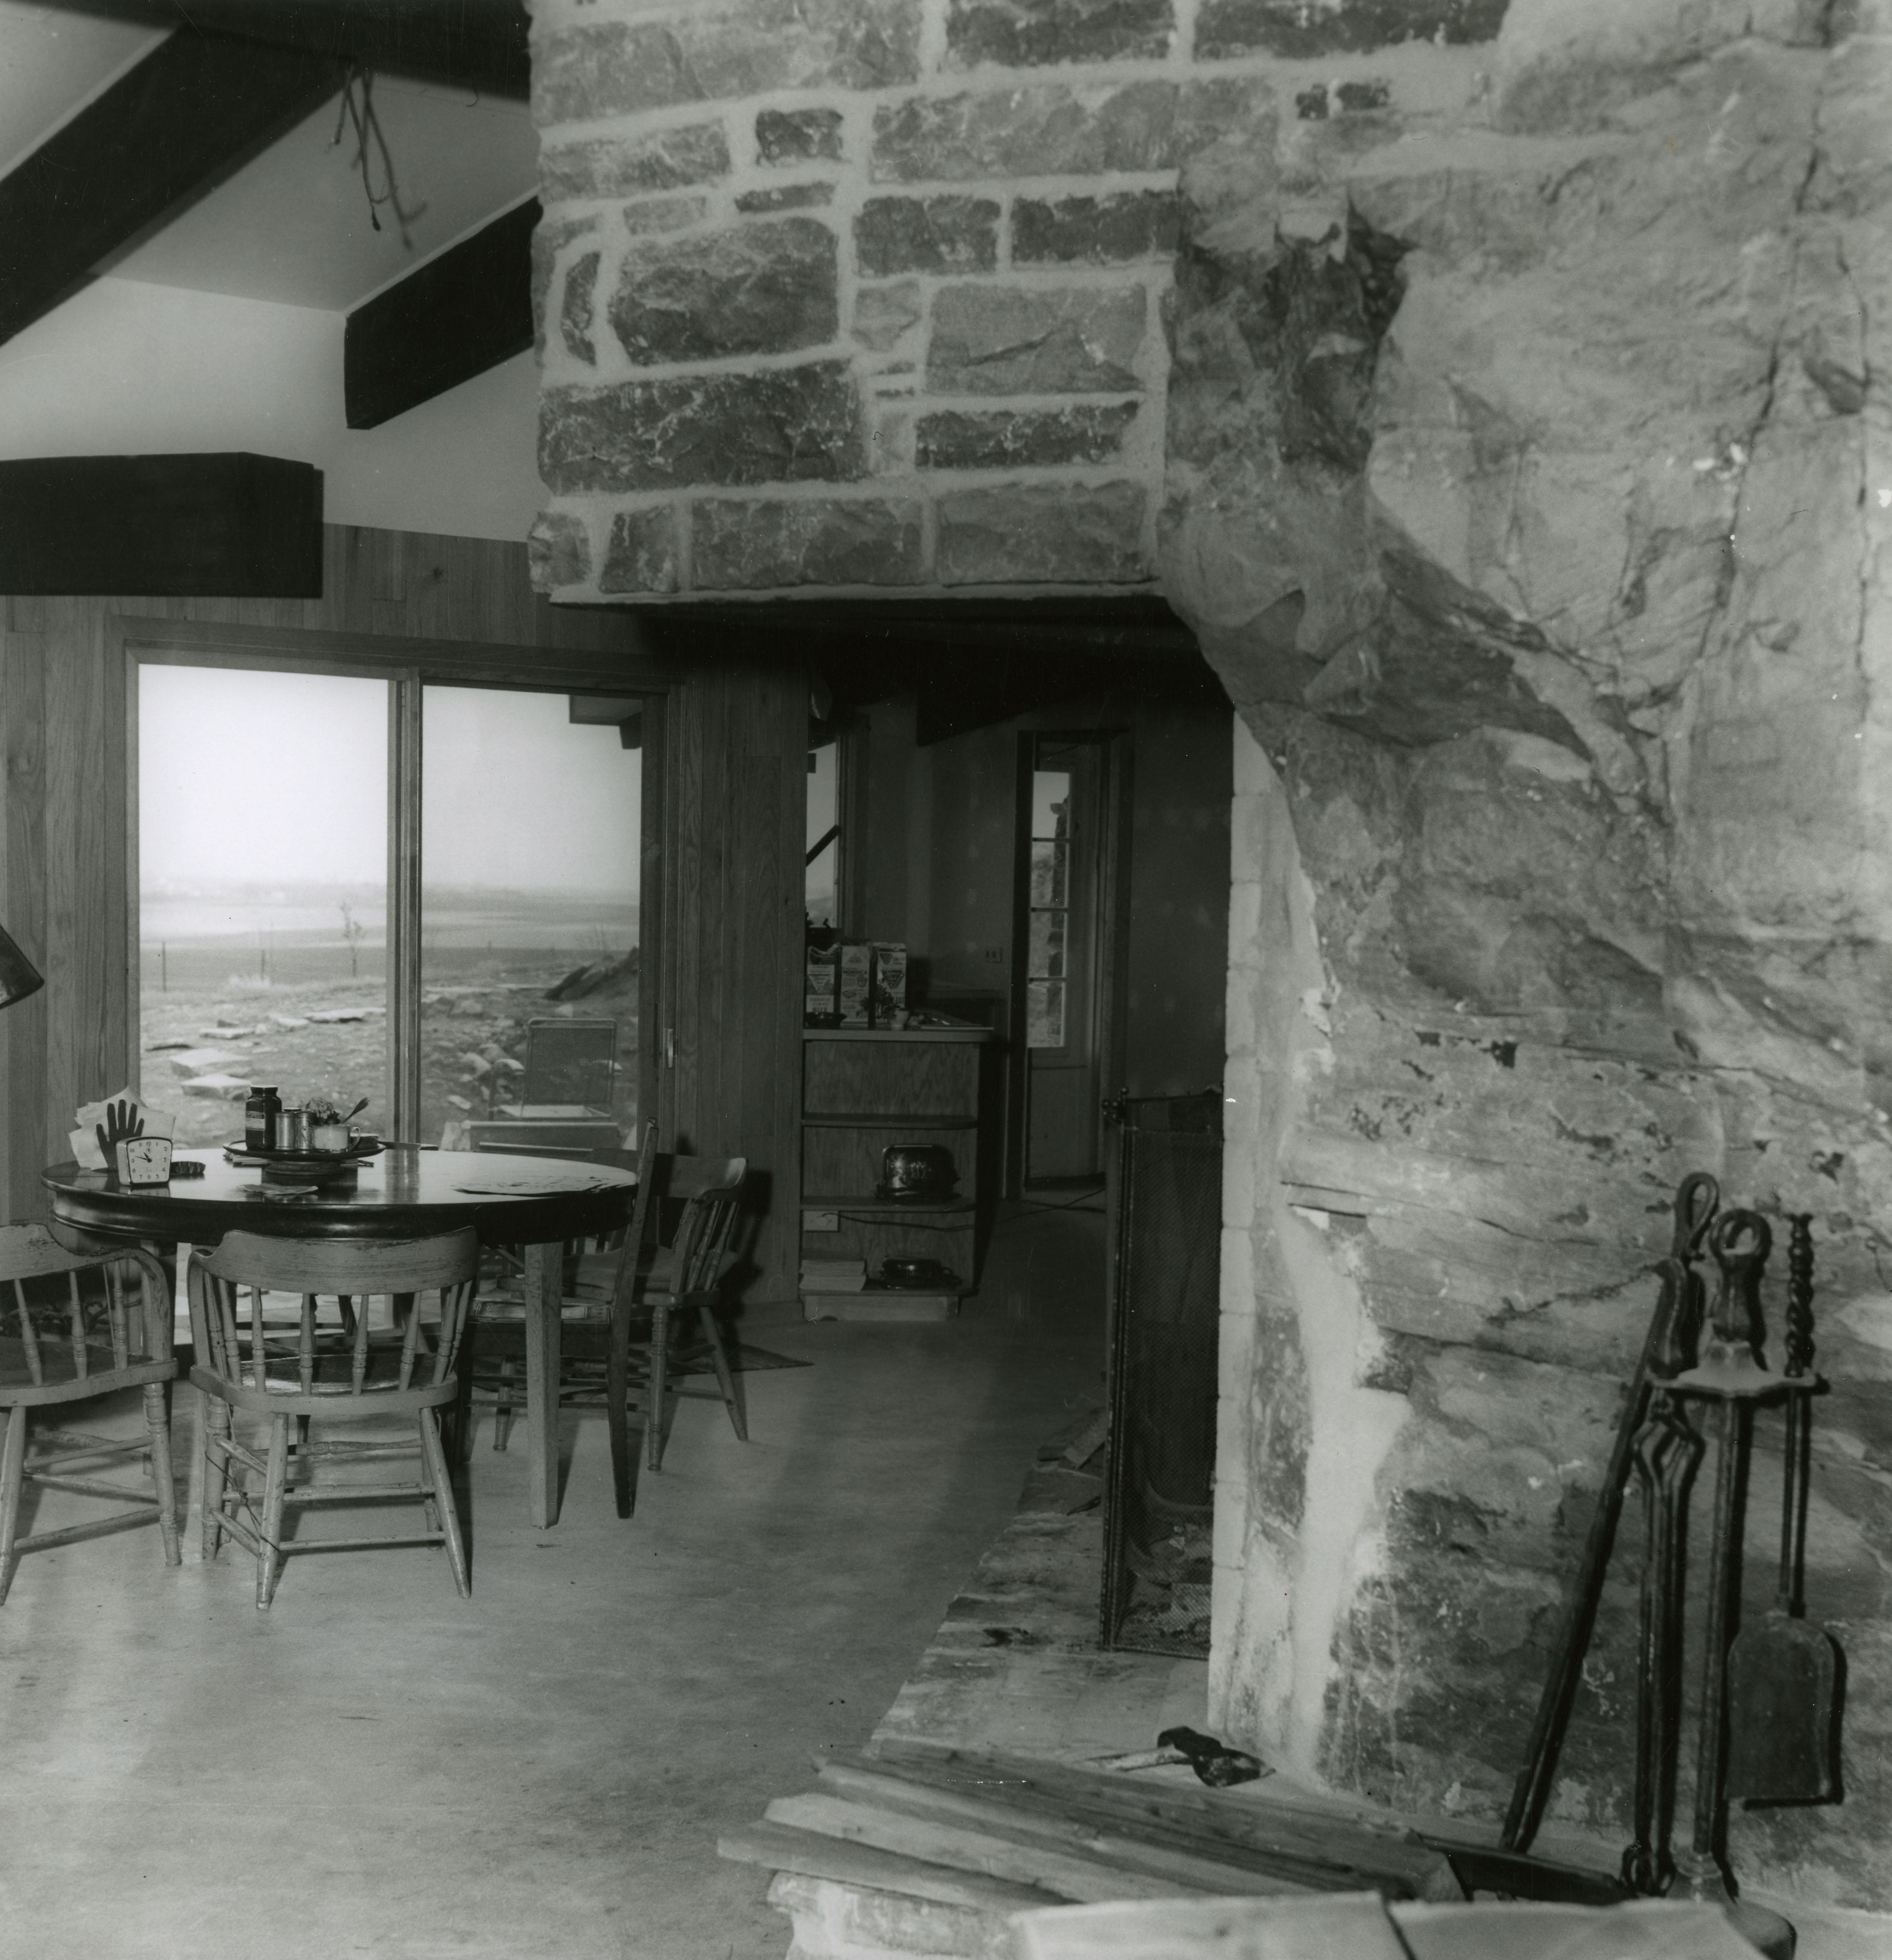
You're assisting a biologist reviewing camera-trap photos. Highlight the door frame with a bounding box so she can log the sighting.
[1005,726,1132,1195]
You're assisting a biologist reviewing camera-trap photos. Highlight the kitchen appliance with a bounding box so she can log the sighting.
[880,1257,960,1290]
[878,1144,957,1203]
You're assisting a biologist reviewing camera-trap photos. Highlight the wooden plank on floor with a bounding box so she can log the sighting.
[766,1793,1187,1906]
[856,1744,1462,1903]
[813,1763,1318,1899]
[718,1821,1065,1918]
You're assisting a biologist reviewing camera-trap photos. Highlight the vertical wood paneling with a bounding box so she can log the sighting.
[1,628,49,1219]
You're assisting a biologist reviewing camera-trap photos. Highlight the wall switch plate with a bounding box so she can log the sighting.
[983,946,1006,964]
[803,1210,840,1232]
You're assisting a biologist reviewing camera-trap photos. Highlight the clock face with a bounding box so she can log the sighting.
[120,1137,173,1184]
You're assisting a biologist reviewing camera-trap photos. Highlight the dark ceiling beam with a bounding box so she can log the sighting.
[0,30,344,348]
[343,198,539,428]
[38,0,530,99]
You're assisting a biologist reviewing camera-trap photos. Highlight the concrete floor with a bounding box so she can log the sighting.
[0,1200,1106,1960]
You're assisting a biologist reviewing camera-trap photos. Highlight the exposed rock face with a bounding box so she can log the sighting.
[1166,0,1892,1904]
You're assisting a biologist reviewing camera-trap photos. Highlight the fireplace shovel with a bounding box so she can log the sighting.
[1725,1218,1838,1804]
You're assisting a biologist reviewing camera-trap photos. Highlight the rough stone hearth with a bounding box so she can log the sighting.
[527,0,1892,1914]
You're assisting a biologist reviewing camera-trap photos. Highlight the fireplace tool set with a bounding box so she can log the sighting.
[1501,1174,1840,1948]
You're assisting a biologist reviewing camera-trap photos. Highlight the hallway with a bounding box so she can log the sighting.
[0,1202,1104,1960]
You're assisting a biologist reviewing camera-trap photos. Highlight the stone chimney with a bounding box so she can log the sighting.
[529,0,1892,1906]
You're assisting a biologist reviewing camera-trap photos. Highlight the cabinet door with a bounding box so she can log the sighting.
[803,1040,979,1119]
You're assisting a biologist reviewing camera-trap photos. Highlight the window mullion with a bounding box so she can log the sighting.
[388,670,423,1143]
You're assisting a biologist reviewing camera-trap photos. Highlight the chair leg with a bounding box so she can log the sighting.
[698,1306,747,1442]
[142,1381,182,1568]
[255,1415,291,1610]
[0,1407,28,1607]
[201,1397,234,1562]
[646,1303,670,1473]
[494,1357,515,1452]
[418,1409,469,1598]
[606,1312,633,1520]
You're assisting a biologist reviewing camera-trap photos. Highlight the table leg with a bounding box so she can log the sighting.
[523,1241,562,1528]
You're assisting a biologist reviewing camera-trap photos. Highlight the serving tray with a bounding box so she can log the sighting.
[222,1139,382,1179]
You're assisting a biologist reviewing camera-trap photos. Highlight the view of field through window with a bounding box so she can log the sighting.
[420,685,640,1145]
[138,667,640,1148]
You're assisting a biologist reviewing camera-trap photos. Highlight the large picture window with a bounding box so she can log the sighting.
[137,660,642,1148]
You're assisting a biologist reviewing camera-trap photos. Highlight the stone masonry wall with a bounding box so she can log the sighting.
[527,0,1892,1916]
[526,0,1500,601]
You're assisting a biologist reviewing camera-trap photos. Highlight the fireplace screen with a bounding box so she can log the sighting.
[1100,1092,1222,1657]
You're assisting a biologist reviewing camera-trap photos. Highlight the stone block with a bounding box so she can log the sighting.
[534,4,921,124]
[597,507,680,593]
[1012,190,1180,264]
[1194,0,1507,59]
[928,283,1145,394]
[693,496,924,588]
[735,182,834,212]
[945,0,1175,68]
[871,73,1272,180]
[526,510,590,589]
[935,480,1147,584]
[609,217,838,366]
[854,194,999,276]
[530,214,597,355]
[559,251,599,363]
[540,363,865,492]
[622,194,709,236]
[756,105,845,165]
[915,403,1138,469]
[851,279,924,352]
[539,123,729,201]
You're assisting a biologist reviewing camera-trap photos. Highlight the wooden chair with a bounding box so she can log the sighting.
[188,1228,479,1608]
[0,1225,181,1604]
[458,1143,749,1513]
[624,1152,749,1477]
[458,1124,659,1490]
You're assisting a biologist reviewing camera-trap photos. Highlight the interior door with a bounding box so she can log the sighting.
[1021,737,1107,1184]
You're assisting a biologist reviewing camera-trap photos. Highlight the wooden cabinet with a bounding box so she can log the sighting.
[800,1028,992,1307]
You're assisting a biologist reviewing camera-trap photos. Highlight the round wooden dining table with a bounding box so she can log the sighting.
[41,1146,637,1528]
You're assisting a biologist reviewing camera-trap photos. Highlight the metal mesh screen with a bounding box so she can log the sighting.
[1101,1095,1222,1657]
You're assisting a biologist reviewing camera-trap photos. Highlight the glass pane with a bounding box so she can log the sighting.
[1029,839,1067,906]
[139,666,389,1148]
[1031,768,1071,841]
[807,741,839,928]
[1027,979,1065,1049]
[1028,907,1066,980]
[420,688,641,1147]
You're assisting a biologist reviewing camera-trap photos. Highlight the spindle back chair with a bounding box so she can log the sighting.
[633,1154,748,1475]
[189,1227,479,1608]
[0,1225,180,1603]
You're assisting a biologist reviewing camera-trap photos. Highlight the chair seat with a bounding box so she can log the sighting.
[0,1336,175,1400]
[231,1346,454,1395]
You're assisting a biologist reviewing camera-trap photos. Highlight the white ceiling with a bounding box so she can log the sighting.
[0,0,538,313]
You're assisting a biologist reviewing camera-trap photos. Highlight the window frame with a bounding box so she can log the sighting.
[120,618,672,1144]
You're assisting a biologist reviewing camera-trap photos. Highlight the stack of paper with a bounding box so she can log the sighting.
[800,1258,867,1294]
[69,1089,175,1171]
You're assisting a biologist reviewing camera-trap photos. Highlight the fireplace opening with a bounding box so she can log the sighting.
[1101,1090,1223,1658]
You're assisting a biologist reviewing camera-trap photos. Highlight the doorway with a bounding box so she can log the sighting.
[1011,732,1127,1188]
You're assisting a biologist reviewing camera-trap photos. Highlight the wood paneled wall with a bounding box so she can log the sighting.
[0,525,804,1304]
[651,655,807,1305]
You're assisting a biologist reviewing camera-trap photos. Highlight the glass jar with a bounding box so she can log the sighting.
[245,1086,281,1153]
